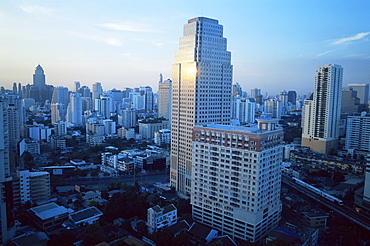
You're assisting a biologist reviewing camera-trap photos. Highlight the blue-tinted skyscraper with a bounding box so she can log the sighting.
[33,65,45,88]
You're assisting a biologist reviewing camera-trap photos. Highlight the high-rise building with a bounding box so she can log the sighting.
[92,82,103,108]
[250,88,261,99]
[139,86,154,112]
[345,112,370,156]
[170,17,233,195]
[30,65,54,104]
[129,92,145,111]
[264,99,282,119]
[17,170,50,205]
[302,64,343,155]
[119,108,137,129]
[33,65,46,88]
[0,101,15,244]
[50,103,66,123]
[280,90,288,114]
[6,104,21,150]
[363,155,370,203]
[341,87,361,113]
[95,94,113,119]
[191,118,283,242]
[79,85,92,98]
[287,91,297,105]
[51,86,69,106]
[74,81,80,93]
[233,83,243,97]
[158,76,172,120]
[348,83,369,105]
[232,97,255,124]
[67,92,83,127]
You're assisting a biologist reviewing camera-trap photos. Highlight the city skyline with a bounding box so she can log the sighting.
[1,1,370,95]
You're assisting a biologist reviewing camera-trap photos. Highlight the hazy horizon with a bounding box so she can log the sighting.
[1,0,369,96]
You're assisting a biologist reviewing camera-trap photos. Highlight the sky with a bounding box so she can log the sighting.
[1,0,369,96]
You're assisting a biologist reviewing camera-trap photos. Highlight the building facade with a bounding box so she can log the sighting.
[67,92,83,127]
[158,77,172,120]
[301,64,343,155]
[232,97,256,124]
[170,17,233,196]
[147,204,177,234]
[191,118,283,243]
[18,170,50,205]
[348,83,369,105]
[0,101,15,244]
[345,112,370,156]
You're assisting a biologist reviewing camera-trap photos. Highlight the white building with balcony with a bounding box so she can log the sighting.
[147,204,177,233]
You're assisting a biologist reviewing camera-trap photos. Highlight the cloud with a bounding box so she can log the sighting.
[100,22,161,33]
[317,49,335,57]
[101,38,122,47]
[333,32,370,45]
[19,4,54,15]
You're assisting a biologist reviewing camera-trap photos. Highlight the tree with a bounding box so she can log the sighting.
[153,230,173,246]
[48,229,78,246]
[88,200,98,207]
[82,223,105,246]
[333,172,345,182]
[172,232,191,246]
[90,169,99,177]
[136,220,148,236]
[266,239,294,246]
[176,199,192,216]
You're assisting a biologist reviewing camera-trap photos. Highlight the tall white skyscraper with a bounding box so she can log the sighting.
[232,97,256,124]
[95,95,112,119]
[0,102,15,244]
[158,76,172,120]
[191,118,283,242]
[170,17,233,195]
[264,99,282,119]
[345,112,370,155]
[6,104,21,150]
[67,92,83,127]
[302,64,343,154]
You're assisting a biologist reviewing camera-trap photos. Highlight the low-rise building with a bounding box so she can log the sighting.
[63,206,103,228]
[139,119,169,139]
[147,204,177,233]
[188,222,219,245]
[154,129,171,145]
[27,203,73,231]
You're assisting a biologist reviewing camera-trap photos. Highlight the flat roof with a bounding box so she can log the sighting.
[70,206,103,223]
[30,202,72,220]
[195,123,271,134]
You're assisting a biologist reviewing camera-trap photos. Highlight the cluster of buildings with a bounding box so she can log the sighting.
[0,15,369,245]
[100,147,168,174]
[168,16,369,245]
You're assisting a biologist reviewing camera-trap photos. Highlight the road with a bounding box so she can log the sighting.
[282,175,370,230]
[51,172,169,186]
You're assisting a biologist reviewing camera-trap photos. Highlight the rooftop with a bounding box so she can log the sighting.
[188,222,215,239]
[70,206,103,223]
[163,204,176,214]
[30,202,73,220]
